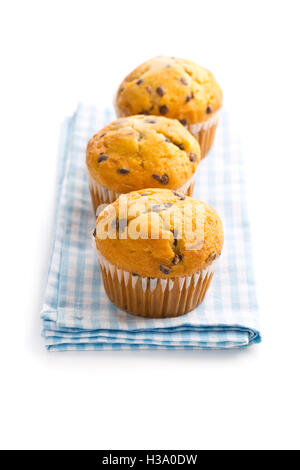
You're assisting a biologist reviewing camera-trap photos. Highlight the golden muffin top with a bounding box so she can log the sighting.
[95,188,224,278]
[86,115,201,193]
[116,56,222,124]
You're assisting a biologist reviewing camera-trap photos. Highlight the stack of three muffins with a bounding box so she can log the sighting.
[86,57,224,318]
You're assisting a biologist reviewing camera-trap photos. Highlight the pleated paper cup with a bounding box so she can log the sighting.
[187,110,220,159]
[87,171,196,216]
[87,171,120,214]
[95,249,217,318]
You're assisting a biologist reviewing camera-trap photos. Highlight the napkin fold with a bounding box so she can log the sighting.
[41,104,261,350]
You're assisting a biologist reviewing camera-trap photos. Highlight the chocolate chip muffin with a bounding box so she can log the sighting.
[94,188,224,318]
[86,115,201,214]
[115,56,222,158]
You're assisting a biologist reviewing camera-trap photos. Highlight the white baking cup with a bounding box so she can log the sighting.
[95,248,217,318]
[188,110,220,133]
[186,110,220,159]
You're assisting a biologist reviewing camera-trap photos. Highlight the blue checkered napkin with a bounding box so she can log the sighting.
[41,104,261,351]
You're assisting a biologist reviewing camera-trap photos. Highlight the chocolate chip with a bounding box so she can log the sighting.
[206,105,213,114]
[93,228,96,237]
[97,154,109,163]
[117,168,130,174]
[146,86,151,94]
[172,254,183,265]
[169,140,184,149]
[111,218,127,232]
[186,95,191,103]
[180,77,188,85]
[173,238,178,247]
[152,173,169,185]
[189,152,197,162]
[100,133,106,138]
[161,174,169,184]
[118,218,128,232]
[165,137,171,143]
[111,219,119,230]
[156,87,164,96]
[136,79,143,85]
[151,204,163,212]
[180,119,187,126]
[172,190,185,200]
[159,105,168,115]
[140,105,154,115]
[144,118,156,124]
[206,253,217,263]
[159,265,171,275]
[151,202,173,212]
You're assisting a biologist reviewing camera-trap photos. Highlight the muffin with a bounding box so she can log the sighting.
[86,115,201,214]
[115,56,222,158]
[94,188,224,318]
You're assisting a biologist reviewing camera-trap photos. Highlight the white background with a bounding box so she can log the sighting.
[1,0,300,450]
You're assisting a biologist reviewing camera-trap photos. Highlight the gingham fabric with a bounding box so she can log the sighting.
[41,104,261,350]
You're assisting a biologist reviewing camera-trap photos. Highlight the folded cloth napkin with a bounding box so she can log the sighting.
[41,104,261,351]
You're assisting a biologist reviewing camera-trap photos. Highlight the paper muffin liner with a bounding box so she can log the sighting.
[95,248,217,318]
[87,171,120,214]
[186,110,220,159]
[87,171,196,216]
